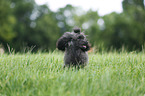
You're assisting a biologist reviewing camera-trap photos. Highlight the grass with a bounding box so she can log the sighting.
[0,51,144,96]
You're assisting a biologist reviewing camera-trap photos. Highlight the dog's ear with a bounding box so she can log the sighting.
[56,38,66,51]
[56,32,74,51]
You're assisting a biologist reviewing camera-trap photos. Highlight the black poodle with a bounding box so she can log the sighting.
[56,27,90,68]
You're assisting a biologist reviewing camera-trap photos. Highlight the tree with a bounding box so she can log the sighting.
[55,4,82,33]
[29,5,60,51]
[87,0,145,51]
[0,0,16,44]
[122,0,144,11]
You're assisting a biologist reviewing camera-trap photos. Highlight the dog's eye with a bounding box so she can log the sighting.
[78,35,84,39]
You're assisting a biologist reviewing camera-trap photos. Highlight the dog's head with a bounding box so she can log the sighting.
[67,33,88,50]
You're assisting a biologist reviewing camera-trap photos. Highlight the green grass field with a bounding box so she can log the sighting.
[0,51,144,96]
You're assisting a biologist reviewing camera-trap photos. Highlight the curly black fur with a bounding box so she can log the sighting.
[56,28,90,68]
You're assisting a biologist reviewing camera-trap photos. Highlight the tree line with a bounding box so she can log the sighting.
[0,0,145,52]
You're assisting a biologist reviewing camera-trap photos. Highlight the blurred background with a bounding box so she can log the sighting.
[0,0,145,53]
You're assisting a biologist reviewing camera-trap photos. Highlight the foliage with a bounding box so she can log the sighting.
[55,5,79,33]
[0,52,144,95]
[122,0,144,11]
[0,0,60,52]
[0,0,145,52]
[0,0,16,42]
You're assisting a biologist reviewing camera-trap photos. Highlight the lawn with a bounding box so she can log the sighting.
[0,51,144,96]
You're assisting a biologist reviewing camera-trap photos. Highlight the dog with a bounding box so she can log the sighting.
[56,27,90,68]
